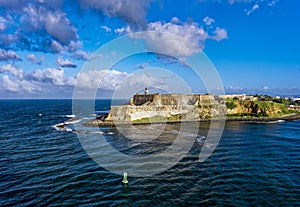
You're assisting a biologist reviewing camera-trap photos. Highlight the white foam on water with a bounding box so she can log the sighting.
[65,115,76,118]
[64,118,83,125]
[261,119,285,124]
[65,128,73,132]
[129,142,140,147]
[52,123,65,131]
[88,131,104,134]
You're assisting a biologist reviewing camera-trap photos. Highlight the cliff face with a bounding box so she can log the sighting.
[226,100,288,117]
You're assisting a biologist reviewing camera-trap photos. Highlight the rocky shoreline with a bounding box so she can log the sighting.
[81,113,300,127]
[224,113,300,123]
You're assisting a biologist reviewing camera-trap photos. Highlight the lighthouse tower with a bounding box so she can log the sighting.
[144,87,149,95]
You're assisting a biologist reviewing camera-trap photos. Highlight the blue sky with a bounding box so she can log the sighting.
[0,0,299,99]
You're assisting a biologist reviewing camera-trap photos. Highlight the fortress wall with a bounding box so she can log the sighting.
[133,93,217,106]
[132,94,154,105]
[106,94,224,122]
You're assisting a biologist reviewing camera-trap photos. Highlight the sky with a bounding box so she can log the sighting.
[0,0,299,99]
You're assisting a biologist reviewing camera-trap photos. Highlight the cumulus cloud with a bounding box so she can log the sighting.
[0,1,79,54]
[211,27,228,41]
[76,0,151,29]
[0,62,166,95]
[135,21,207,57]
[76,69,128,90]
[0,63,23,78]
[0,49,21,61]
[0,0,153,55]
[118,18,228,57]
[27,68,75,86]
[20,4,78,44]
[1,75,41,93]
[43,11,78,44]
[56,57,77,68]
[27,54,43,64]
[76,69,166,91]
[72,50,91,61]
[0,65,77,94]
[0,0,64,10]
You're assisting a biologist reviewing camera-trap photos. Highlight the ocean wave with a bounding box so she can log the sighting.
[64,114,76,118]
[64,118,83,125]
[52,123,73,132]
[259,119,285,124]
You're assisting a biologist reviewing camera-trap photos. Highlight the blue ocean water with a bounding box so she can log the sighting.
[0,100,299,206]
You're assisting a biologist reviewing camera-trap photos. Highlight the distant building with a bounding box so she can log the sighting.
[291,97,300,102]
[289,105,300,110]
[219,94,257,101]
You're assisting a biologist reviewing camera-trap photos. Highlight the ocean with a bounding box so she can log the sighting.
[1,99,299,206]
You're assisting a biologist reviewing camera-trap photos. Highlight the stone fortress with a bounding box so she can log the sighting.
[105,88,256,123]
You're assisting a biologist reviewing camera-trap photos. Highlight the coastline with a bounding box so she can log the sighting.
[80,113,300,128]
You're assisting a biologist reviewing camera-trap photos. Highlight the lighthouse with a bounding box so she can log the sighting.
[144,87,149,95]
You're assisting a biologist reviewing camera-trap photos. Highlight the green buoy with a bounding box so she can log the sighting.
[122,172,128,186]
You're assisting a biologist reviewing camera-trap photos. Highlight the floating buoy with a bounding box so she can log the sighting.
[122,172,128,186]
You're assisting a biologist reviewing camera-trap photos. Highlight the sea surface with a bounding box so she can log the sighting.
[0,100,299,206]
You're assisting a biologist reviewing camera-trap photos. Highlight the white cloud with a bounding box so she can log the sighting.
[21,4,78,44]
[0,64,23,78]
[0,65,76,94]
[114,26,132,34]
[56,57,77,68]
[0,49,21,61]
[246,4,259,15]
[27,54,43,64]
[210,27,228,41]
[203,16,215,26]
[0,34,19,46]
[170,17,180,23]
[28,68,75,86]
[119,19,228,57]
[77,0,151,29]
[76,69,166,91]
[0,0,64,10]
[263,86,269,90]
[101,25,112,33]
[134,21,207,57]
[43,11,78,44]
[1,75,40,93]
[0,63,166,95]
[72,50,91,61]
[27,54,38,62]
[0,2,81,54]
[50,40,64,53]
[76,69,128,90]
[0,16,7,32]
